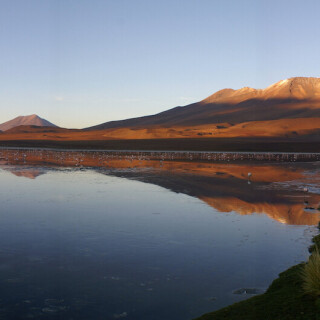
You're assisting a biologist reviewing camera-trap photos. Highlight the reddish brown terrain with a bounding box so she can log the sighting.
[1,77,320,151]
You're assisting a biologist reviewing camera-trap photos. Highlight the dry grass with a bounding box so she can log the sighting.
[301,248,320,296]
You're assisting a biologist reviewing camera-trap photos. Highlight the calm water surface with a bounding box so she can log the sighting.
[0,160,319,320]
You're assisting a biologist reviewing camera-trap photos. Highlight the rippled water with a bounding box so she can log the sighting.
[0,159,319,320]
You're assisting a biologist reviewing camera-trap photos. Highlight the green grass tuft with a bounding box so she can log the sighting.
[301,249,320,297]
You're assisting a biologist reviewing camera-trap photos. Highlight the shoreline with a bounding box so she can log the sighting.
[0,137,320,153]
[0,147,319,163]
[193,226,320,320]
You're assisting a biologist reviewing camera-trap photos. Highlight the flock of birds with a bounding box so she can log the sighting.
[0,148,319,165]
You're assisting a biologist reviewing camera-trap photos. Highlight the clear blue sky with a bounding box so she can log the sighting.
[0,0,319,128]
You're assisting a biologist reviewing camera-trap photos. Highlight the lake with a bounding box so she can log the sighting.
[0,149,319,320]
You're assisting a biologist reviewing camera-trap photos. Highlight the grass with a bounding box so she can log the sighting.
[302,249,320,297]
[194,224,320,320]
[309,234,320,254]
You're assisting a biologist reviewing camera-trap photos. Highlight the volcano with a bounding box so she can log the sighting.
[0,114,57,132]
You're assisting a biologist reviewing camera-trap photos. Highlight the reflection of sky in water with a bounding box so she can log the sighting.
[0,168,316,320]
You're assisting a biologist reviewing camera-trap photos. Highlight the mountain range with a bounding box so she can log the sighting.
[0,77,319,151]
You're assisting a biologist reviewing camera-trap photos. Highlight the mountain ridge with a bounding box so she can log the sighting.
[87,77,320,131]
[203,77,320,102]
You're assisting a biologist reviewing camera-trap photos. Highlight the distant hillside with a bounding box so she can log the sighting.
[0,114,57,132]
[87,77,320,130]
[0,78,319,152]
[4,125,66,134]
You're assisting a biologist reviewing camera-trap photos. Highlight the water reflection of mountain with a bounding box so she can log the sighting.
[10,168,47,179]
[100,161,320,226]
[1,153,319,225]
[0,163,47,179]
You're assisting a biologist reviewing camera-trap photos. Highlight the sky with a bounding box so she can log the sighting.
[0,0,320,128]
